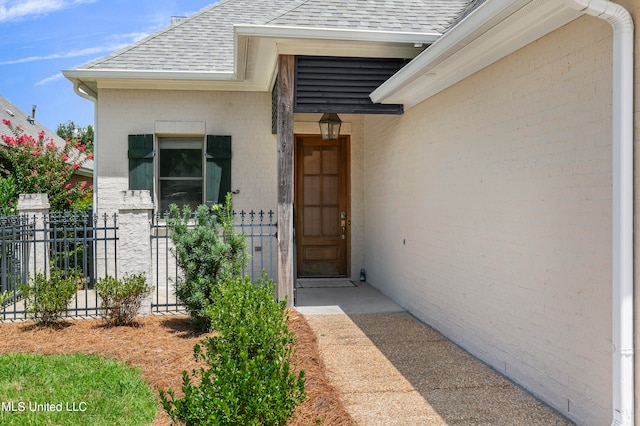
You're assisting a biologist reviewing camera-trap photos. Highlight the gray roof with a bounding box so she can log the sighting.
[1,95,66,148]
[0,94,93,174]
[80,0,472,73]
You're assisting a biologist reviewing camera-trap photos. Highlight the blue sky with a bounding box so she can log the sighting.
[0,0,218,132]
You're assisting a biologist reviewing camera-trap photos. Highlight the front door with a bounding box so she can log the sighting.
[295,135,350,277]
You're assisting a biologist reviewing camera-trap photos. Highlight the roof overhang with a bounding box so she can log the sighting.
[370,0,584,109]
[63,25,439,96]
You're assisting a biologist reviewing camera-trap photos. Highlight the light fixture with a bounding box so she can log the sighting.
[319,113,341,140]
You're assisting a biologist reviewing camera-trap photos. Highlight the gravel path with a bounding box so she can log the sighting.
[303,312,572,425]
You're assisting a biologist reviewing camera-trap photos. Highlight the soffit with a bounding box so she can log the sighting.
[371,0,584,109]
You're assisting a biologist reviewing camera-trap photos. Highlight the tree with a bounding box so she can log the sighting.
[56,120,94,154]
[0,119,92,213]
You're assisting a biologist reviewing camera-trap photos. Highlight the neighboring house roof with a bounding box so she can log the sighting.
[0,94,93,177]
[80,0,471,73]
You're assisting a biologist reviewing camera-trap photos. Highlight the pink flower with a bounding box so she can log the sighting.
[77,145,85,152]
[2,118,10,125]
[62,155,69,161]
[80,181,87,189]
[66,199,72,204]
[38,130,45,139]
[50,180,55,185]
[65,183,72,189]
[33,184,38,189]
[86,153,94,160]
[72,163,80,170]
[31,151,40,156]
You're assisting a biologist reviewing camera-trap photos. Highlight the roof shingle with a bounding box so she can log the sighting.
[80,0,471,73]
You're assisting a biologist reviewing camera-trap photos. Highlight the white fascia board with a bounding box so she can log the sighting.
[371,0,582,108]
[234,24,441,45]
[62,69,238,82]
[62,69,265,92]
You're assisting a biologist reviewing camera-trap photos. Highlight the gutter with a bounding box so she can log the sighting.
[71,82,99,213]
[561,3,635,425]
[63,69,238,82]
[370,0,530,104]
[233,24,441,44]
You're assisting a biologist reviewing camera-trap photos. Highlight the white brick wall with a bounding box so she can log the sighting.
[364,16,613,425]
[95,89,278,214]
[94,91,366,282]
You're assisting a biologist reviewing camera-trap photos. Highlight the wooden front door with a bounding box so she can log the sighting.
[296,135,350,277]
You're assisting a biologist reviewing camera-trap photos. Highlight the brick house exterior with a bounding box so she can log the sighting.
[64,1,639,424]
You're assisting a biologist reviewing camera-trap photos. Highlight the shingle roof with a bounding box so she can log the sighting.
[0,95,66,148]
[0,95,93,173]
[80,0,472,73]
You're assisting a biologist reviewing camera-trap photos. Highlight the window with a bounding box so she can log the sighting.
[158,138,203,212]
[128,134,231,212]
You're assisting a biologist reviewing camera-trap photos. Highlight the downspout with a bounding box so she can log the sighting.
[562,1,634,425]
[71,82,99,212]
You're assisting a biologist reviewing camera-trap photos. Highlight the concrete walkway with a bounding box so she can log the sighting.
[295,280,572,425]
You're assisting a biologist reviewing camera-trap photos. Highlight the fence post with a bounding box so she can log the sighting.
[117,190,153,315]
[17,194,50,279]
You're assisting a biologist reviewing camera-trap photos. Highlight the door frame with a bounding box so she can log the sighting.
[294,134,351,278]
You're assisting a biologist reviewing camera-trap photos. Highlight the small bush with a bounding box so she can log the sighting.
[167,193,247,331]
[160,274,305,425]
[20,269,77,325]
[96,274,153,326]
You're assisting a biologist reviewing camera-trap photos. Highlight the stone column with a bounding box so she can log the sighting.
[117,190,153,315]
[17,194,50,279]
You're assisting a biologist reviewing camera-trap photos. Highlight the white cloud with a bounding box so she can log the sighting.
[0,29,151,66]
[0,45,126,65]
[35,72,63,86]
[0,0,96,23]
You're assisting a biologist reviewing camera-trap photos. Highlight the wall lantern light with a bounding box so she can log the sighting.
[319,113,342,140]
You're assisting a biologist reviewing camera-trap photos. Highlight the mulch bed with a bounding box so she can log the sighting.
[0,310,355,425]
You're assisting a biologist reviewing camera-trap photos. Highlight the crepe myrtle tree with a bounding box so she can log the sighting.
[0,119,93,213]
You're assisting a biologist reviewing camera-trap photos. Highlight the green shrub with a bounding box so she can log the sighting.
[167,193,247,331]
[96,274,153,326]
[160,274,305,426]
[0,174,16,215]
[20,269,77,325]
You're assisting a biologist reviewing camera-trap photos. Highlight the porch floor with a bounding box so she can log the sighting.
[295,280,571,425]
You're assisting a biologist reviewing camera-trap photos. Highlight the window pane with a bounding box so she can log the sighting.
[159,180,203,213]
[303,146,322,174]
[322,146,339,174]
[160,149,202,178]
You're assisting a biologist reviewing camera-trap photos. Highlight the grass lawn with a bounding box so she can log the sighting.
[0,353,156,426]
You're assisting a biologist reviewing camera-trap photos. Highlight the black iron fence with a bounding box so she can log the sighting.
[150,209,277,313]
[0,211,118,320]
[0,208,277,320]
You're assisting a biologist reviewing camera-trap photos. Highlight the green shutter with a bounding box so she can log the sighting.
[128,134,154,192]
[205,135,231,206]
